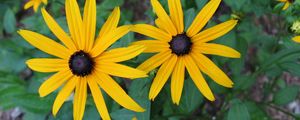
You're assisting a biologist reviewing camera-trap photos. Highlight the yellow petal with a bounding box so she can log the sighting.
[83,0,96,51]
[183,55,215,101]
[18,30,72,59]
[96,45,146,62]
[39,69,73,97]
[282,2,290,10]
[292,36,300,43]
[191,52,234,88]
[137,50,172,73]
[87,76,111,120]
[33,1,39,12]
[41,8,77,51]
[151,0,177,36]
[65,0,84,50]
[132,24,171,42]
[42,0,48,4]
[96,62,148,79]
[171,57,185,104]
[26,58,68,73]
[24,1,34,10]
[98,7,120,39]
[155,18,171,35]
[193,43,241,58]
[73,77,87,120]
[52,76,78,116]
[91,25,131,57]
[95,72,145,112]
[187,0,221,37]
[132,40,170,53]
[192,20,238,43]
[168,0,184,34]
[149,55,177,100]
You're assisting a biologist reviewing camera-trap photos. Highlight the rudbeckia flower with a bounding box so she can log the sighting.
[277,0,293,10]
[18,0,147,119]
[132,0,240,104]
[24,0,47,12]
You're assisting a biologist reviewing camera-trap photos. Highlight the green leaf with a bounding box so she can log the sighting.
[3,8,16,34]
[110,109,135,120]
[13,93,53,113]
[184,8,195,31]
[274,85,299,105]
[227,99,250,120]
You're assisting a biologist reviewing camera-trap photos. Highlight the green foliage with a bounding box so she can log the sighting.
[1,0,300,120]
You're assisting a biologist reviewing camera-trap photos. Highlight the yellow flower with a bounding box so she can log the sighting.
[18,0,147,119]
[132,0,240,104]
[24,0,47,12]
[277,0,293,10]
[292,36,300,43]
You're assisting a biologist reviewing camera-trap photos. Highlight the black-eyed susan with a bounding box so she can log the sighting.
[132,0,240,104]
[277,0,293,10]
[18,0,147,119]
[24,0,47,12]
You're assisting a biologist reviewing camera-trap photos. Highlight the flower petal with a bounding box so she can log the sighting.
[95,72,145,112]
[184,55,215,101]
[96,62,148,79]
[91,25,131,57]
[168,0,184,34]
[73,77,87,120]
[18,30,72,59]
[137,50,172,73]
[191,52,234,88]
[282,2,290,10]
[292,36,300,43]
[171,57,185,104]
[132,40,170,53]
[96,45,145,62]
[52,76,78,116]
[24,1,34,10]
[192,20,238,43]
[187,0,221,37]
[155,18,171,35]
[65,0,84,49]
[151,0,177,36]
[193,43,241,58]
[132,24,171,42]
[83,0,96,51]
[39,69,73,97]
[149,55,177,100]
[87,76,110,120]
[41,8,77,51]
[98,7,120,39]
[26,58,68,73]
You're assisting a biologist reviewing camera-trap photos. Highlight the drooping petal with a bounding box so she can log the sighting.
[171,57,185,104]
[18,30,72,59]
[96,45,146,62]
[91,25,132,57]
[38,69,73,97]
[184,55,215,101]
[168,0,184,34]
[95,62,148,79]
[95,72,145,112]
[151,0,177,36]
[292,36,300,43]
[132,24,171,42]
[282,2,290,10]
[24,1,34,10]
[73,77,87,120]
[192,20,238,43]
[132,40,170,53]
[137,50,172,73]
[98,7,120,39]
[149,55,177,100]
[193,43,241,58]
[52,76,78,116]
[187,0,221,37]
[41,8,77,51]
[87,75,110,120]
[33,1,39,12]
[26,58,68,73]
[83,0,96,51]
[191,52,234,88]
[65,0,84,49]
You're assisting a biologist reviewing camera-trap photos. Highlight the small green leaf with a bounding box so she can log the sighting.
[227,99,250,120]
[184,8,195,31]
[274,85,299,105]
[3,8,16,34]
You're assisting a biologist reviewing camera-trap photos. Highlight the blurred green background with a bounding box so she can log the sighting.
[1,0,300,119]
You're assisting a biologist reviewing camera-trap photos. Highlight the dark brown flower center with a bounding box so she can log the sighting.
[169,33,192,56]
[69,50,94,77]
[288,0,294,3]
